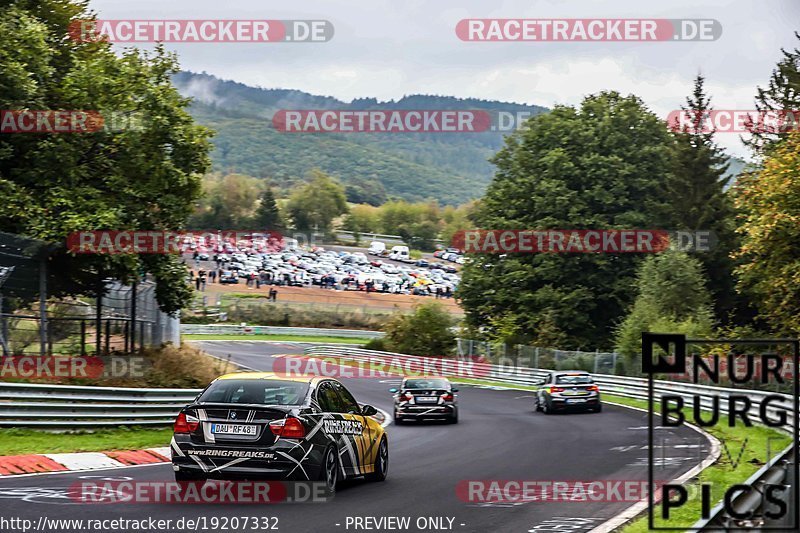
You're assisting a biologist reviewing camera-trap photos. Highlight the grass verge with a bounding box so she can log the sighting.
[0,427,173,456]
[183,334,371,344]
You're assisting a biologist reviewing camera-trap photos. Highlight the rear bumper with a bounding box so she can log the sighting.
[171,437,324,480]
[550,397,600,409]
[395,404,456,419]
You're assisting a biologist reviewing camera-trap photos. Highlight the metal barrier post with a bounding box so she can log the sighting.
[105,319,110,354]
[130,281,137,353]
[38,257,47,356]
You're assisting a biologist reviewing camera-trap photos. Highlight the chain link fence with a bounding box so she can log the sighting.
[456,338,620,374]
[0,231,179,356]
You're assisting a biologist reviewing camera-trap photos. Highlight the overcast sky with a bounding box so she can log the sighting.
[91,0,800,158]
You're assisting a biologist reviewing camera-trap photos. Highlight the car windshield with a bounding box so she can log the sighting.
[198,379,309,405]
[555,374,594,385]
[404,378,450,389]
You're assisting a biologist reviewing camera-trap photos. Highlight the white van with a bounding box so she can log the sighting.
[389,245,410,261]
[368,241,386,256]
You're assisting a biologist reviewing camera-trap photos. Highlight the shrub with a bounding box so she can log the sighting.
[382,302,456,356]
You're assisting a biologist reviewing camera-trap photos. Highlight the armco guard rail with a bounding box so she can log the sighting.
[301,345,797,530]
[181,324,384,339]
[0,382,201,428]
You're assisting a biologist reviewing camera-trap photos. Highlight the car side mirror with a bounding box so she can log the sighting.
[361,404,378,416]
[388,388,398,393]
[451,387,459,392]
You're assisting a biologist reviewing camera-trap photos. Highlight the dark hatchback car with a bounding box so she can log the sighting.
[390,377,458,424]
[535,371,601,414]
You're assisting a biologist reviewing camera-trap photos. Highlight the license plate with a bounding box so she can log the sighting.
[416,397,437,403]
[566,399,587,404]
[211,424,258,435]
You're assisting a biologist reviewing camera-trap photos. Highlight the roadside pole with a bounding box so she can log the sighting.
[38,258,47,356]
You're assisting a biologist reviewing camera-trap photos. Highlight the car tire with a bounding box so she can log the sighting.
[542,399,552,415]
[594,403,603,413]
[394,413,404,425]
[319,446,339,493]
[366,438,388,482]
[448,413,459,424]
[534,396,543,412]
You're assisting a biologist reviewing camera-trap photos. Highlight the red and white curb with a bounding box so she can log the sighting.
[0,447,170,477]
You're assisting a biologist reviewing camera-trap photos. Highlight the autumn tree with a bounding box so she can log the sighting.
[734,131,800,334]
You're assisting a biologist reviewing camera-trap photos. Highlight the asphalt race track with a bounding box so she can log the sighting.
[0,341,710,533]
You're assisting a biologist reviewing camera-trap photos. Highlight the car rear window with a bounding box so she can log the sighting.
[555,374,594,385]
[198,379,309,406]
[404,378,450,389]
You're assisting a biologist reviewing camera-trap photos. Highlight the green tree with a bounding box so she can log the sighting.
[746,32,800,154]
[0,0,211,313]
[253,187,284,231]
[286,170,348,233]
[458,92,674,349]
[383,303,456,356]
[189,173,263,228]
[664,76,740,321]
[734,131,800,334]
[342,204,380,243]
[344,178,387,206]
[615,251,715,374]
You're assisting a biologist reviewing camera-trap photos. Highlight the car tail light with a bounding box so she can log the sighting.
[587,385,599,391]
[402,392,414,401]
[269,417,306,439]
[549,386,564,393]
[174,412,199,434]
[441,392,454,401]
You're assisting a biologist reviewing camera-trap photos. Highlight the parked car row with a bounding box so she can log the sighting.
[190,244,460,296]
[433,247,466,265]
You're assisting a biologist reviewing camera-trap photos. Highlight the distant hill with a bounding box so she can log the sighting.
[172,71,548,204]
[173,71,750,204]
